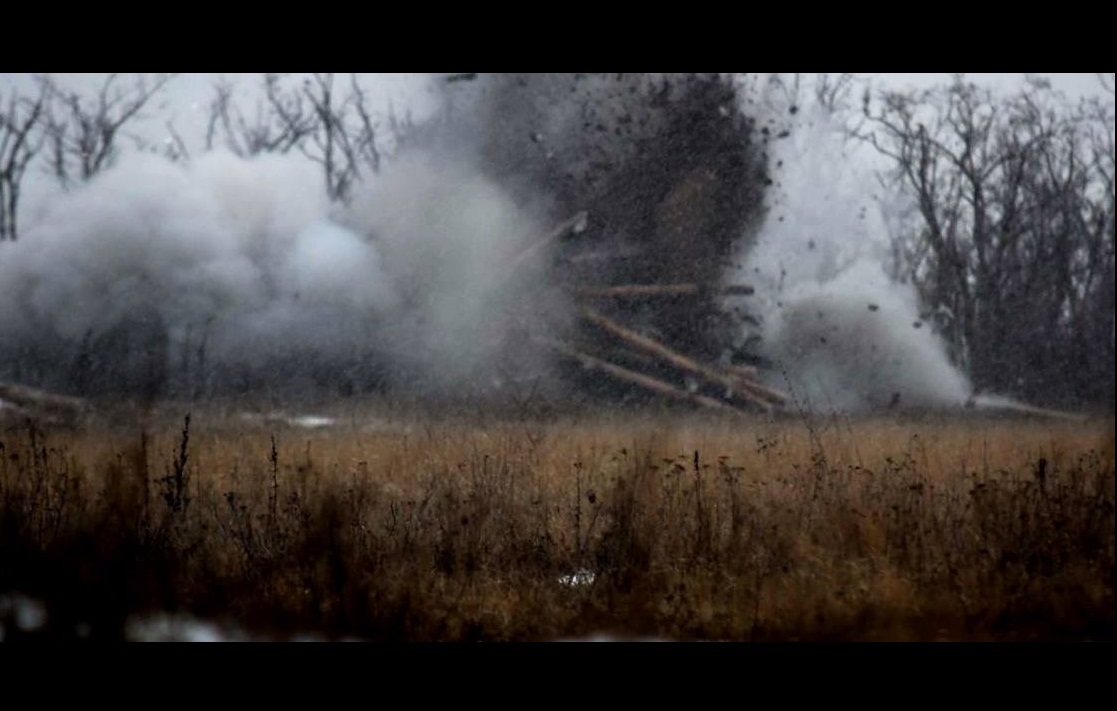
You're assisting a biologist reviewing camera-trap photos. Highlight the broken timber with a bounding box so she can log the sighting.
[574,283,754,298]
[579,306,785,411]
[538,337,749,416]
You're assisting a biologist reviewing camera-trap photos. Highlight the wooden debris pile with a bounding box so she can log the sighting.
[508,211,788,416]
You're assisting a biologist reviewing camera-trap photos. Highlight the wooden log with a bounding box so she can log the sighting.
[724,363,760,379]
[579,306,777,411]
[575,283,754,298]
[600,341,783,411]
[726,374,788,407]
[561,247,643,265]
[577,284,701,298]
[539,337,748,416]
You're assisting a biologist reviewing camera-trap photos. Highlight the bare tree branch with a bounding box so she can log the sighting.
[0,81,49,240]
[857,74,1115,407]
[203,73,401,203]
[42,73,175,188]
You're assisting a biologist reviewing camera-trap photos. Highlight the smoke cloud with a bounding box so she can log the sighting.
[0,73,995,413]
[345,149,558,393]
[733,94,975,413]
[0,142,559,401]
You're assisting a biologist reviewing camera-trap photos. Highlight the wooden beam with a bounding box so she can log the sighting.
[726,373,788,407]
[579,306,776,411]
[540,337,749,416]
[575,283,754,298]
[724,363,760,379]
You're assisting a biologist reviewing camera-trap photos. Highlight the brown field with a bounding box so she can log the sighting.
[1,401,1113,641]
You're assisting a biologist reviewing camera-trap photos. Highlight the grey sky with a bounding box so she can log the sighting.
[2,73,1110,159]
[868,72,1109,98]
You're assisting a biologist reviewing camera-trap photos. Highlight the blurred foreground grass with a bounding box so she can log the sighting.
[1,404,1112,641]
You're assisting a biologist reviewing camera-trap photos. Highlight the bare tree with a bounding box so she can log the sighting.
[129,118,192,163]
[859,75,1115,408]
[1097,73,1114,96]
[204,74,316,157]
[814,73,862,114]
[203,73,391,203]
[0,82,48,240]
[43,73,175,189]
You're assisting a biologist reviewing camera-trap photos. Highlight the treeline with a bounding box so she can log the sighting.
[2,73,1113,410]
[794,73,1114,411]
[1,73,412,241]
[856,74,1114,410]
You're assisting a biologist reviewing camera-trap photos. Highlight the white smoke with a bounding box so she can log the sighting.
[0,143,555,398]
[346,150,555,390]
[759,270,972,411]
[731,91,975,413]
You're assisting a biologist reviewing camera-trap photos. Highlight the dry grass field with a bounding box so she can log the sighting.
[1,400,1113,641]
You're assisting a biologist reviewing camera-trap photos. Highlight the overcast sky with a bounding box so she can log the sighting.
[867,72,1109,98]
[4,73,1110,129]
